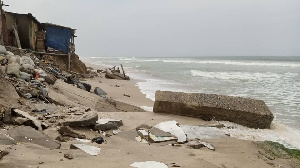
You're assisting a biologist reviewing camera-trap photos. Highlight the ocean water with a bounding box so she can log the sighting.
[85,56,300,149]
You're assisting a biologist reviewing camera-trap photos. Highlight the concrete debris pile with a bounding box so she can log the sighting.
[0,45,127,161]
[105,64,130,80]
[154,91,274,129]
[131,120,220,151]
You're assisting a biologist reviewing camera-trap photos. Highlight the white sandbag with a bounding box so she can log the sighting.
[0,55,5,62]
[0,66,6,74]
[20,72,31,81]
[21,56,35,66]
[6,63,20,77]
[6,51,14,56]
[7,55,17,64]
[21,63,34,70]
[0,45,7,55]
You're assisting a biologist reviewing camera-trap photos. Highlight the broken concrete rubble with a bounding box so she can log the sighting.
[58,126,86,139]
[63,112,98,127]
[8,126,60,149]
[70,144,101,156]
[154,120,187,143]
[94,118,123,131]
[180,125,226,140]
[154,91,274,129]
[12,109,43,131]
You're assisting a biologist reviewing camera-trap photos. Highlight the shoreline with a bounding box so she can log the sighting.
[83,61,154,111]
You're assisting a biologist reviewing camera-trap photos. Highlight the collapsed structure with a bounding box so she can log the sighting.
[0,10,77,71]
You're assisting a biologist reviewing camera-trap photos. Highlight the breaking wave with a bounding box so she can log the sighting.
[220,121,300,149]
[190,70,297,81]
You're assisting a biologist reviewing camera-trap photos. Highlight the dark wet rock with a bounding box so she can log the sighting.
[64,153,74,160]
[91,136,104,144]
[82,82,91,92]
[94,87,107,96]
[153,91,274,129]
[76,82,86,90]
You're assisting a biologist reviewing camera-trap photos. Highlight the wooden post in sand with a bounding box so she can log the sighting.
[120,64,126,78]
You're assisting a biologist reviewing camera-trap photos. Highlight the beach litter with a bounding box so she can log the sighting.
[91,136,105,144]
[70,144,101,156]
[130,161,168,168]
[154,120,186,143]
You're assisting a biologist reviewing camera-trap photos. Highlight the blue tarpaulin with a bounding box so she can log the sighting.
[45,26,72,53]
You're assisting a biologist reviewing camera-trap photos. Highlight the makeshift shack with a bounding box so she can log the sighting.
[42,23,76,54]
[4,12,43,50]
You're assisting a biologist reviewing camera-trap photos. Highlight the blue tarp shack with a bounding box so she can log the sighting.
[42,23,76,53]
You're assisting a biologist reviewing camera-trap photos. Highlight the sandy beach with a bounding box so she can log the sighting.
[0,52,299,168]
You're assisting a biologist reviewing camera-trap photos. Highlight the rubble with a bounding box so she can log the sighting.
[58,126,86,139]
[63,112,98,127]
[94,118,123,131]
[8,126,61,149]
[70,144,101,156]
[64,154,74,160]
[153,91,274,129]
[154,120,187,143]
[180,125,226,139]
[105,64,130,80]
[12,109,43,131]
[0,150,9,160]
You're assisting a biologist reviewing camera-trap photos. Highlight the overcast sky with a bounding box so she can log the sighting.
[4,0,300,57]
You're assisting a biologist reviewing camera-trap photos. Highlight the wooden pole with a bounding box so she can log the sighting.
[120,64,126,78]
[0,0,3,45]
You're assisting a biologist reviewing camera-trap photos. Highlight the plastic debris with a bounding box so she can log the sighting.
[70,144,101,156]
[154,120,186,143]
[130,161,168,168]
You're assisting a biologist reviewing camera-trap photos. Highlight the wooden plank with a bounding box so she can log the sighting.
[13,25,21,49]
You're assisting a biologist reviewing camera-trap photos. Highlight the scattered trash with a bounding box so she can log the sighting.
[123,94,130,97]
[113,129,121,135]
[199,141,215,151]
[70,144,101,156]
[135,136,148,144]
[130,161,168,168]
[64,154,74,160]
[75,138,91,143]
[91,136,104,144]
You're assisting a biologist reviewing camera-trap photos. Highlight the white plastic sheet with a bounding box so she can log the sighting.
[154,120,186,142]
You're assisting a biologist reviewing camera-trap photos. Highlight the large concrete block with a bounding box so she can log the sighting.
[153,91,274,129]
